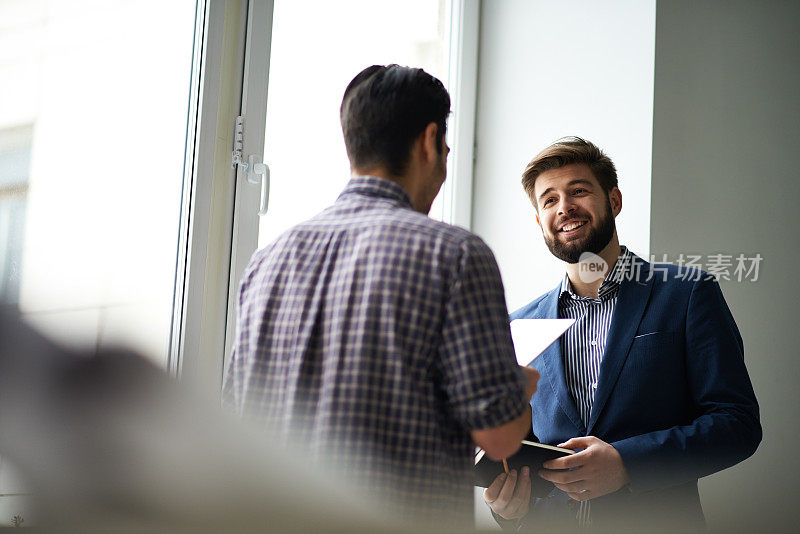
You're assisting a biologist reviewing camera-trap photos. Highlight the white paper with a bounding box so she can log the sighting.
[509,318,575,366]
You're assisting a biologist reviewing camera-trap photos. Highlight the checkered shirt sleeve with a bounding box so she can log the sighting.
[439,235,529,430]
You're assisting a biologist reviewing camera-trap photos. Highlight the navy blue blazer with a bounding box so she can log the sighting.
[508,259,761,529]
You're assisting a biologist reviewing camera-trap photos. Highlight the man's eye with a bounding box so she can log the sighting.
[543,198,555,206]
[574,188,585,194]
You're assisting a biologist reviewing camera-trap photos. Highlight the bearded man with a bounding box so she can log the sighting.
[483,137,761,531]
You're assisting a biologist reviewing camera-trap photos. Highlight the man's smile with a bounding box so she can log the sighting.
[557,219,588,235]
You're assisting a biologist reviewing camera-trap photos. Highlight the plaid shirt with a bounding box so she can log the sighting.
[223,175,527,526]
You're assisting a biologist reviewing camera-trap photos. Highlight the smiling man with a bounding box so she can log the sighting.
[483,137,761,530]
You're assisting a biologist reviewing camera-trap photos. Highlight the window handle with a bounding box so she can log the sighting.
[245,154,270,216]
[231,116,270,216]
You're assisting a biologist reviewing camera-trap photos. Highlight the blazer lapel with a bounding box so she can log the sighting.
[536,285,585,434]
[586,262,654,434]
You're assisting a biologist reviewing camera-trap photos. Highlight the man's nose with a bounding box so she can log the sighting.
[557,198,577,216]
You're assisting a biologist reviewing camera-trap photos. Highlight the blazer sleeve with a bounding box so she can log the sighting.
[611,277,761,493]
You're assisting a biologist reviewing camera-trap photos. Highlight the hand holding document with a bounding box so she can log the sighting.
[509,318,575,366]
[474,319,576,489]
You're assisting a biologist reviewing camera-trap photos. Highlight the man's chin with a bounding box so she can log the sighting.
[560,252,584,264]
[544,202,615,264]
[546,242,585,264]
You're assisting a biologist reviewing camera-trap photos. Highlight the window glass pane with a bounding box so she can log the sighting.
[0,125,31,303]
[258,0,451,248]
[0,0,196,366]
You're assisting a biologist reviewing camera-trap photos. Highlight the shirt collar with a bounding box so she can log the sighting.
[560,246,632,302]
[337,175,414,210]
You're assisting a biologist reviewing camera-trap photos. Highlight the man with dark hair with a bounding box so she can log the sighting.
[483,137,760,530]
[223,65,538,527]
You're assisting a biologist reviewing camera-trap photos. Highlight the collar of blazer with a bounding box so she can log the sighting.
[535,256,655,436]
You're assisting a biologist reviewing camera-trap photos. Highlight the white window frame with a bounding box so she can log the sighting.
[172,0,481,392]
[170,0,253,394]
[440,0,480,230]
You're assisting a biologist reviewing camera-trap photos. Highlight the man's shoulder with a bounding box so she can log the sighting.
[253,205,491,268]
[643,260,713,294]
[509,287,559,320]
[386,209,480,247]
[625,259,733,322]
[340,207,491,255]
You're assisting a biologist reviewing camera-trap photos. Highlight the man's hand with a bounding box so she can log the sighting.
[522,366,539,400]
[483,467,531,520]
[538,436,630,501]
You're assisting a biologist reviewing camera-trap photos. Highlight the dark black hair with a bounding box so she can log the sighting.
[340,65,451,177]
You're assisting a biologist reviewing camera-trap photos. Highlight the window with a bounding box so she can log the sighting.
[0,0,480,523]
[222,0,480,370]
[0,125,31,304]
[0,0,197,364]
[258,0,452,247]
[0,1,200,523]
[0,0,480,399]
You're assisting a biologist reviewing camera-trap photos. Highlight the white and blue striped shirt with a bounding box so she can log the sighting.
[557,246,633,526]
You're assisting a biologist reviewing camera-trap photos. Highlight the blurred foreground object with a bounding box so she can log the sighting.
[0,306,447,533]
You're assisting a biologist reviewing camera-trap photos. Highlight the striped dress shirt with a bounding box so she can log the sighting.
[558,246,632,526]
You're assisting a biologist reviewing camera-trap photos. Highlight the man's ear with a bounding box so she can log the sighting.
[421,122,439,163]
[609,187,622,217]
[535,212,541,228]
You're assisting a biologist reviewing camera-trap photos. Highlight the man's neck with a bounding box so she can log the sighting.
[564,238,622,299]
[352,167,428,214]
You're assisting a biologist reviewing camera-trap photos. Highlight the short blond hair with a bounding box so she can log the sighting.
[522,137,618,208]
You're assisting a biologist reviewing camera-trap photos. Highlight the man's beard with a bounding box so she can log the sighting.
[422,152,447,214]
[543,200,615,264]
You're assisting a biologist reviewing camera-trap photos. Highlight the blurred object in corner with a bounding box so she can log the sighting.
[0,305,450,533]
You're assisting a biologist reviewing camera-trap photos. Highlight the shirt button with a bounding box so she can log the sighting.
[591,340,598,346]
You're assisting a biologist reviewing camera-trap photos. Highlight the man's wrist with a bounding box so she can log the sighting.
[491,510,526,532]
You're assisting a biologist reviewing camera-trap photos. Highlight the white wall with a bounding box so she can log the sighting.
[651,1,800,531]
[471,0,655,312]
[471,1,656,528]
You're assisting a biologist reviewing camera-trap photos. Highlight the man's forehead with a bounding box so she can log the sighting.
[534,164,599,195]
